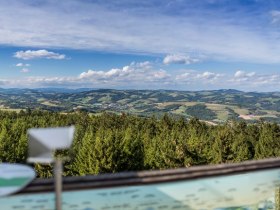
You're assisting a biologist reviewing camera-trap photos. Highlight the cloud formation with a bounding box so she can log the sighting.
[78,61,170,85]
[15,62,31,73]
[14,50,66,60]
[1,1,280,63]
[233,70,256,82]
[271,10,280,24]
[16,63,30,67]
[20,68,30,73]
[230,70,280,87]
[163,54,200,65]
[175,70,222,85]
[2,60,280,91]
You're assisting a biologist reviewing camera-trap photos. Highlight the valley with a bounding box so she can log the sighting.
[1,88,280,123]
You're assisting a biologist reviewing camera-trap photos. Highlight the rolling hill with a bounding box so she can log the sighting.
[1,88,280,123]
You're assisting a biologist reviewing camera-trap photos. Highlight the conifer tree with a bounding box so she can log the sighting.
[255,122,280,159]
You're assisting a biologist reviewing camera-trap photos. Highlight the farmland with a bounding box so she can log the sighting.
[1,88,280,123]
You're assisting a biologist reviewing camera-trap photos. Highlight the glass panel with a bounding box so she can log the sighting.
[1,168,280,210]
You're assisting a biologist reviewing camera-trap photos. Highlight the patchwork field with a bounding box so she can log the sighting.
[1,88,280,123]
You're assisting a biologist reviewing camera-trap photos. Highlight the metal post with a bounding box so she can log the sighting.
[276,187,280,210]
[54,159,62,210]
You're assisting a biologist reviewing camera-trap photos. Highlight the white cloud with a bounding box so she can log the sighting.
[20,68,30,73]
[78,61,171,88]
[1,61,170,89]
[229,70,280,89]
[163,54,200,65]
[3,60,280,91]
[176,71,222,83]
[175,72,191,80]
[0,1,280,63]
[16,63,30,67]
[152,70,169,79]
[16,63,24,67]
[234,70,245,78]
[14,50,66,60]
[197,71,221,80]
[79,61,153,80]
[271,10,280,24]
[233,70,256,82]
[16,63,31,73]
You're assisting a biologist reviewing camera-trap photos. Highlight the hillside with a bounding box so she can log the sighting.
[1,88,280,123]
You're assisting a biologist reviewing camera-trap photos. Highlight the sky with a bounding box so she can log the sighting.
[1,0,280,91]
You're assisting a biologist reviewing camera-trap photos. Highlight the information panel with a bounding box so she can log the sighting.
[1,168,279,210]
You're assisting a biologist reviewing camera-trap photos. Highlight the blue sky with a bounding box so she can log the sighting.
[1,0,280,91]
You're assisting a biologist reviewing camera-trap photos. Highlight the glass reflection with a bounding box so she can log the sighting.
[1,168,280,210]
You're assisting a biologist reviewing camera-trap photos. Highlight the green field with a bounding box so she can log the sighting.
[1,88,280,123]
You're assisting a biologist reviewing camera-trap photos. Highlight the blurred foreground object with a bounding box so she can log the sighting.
[27,126,75,164]
[2,158,280,210]
[0,163,35,197]
[27,126,75,210]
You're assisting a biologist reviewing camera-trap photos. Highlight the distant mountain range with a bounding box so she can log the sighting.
[1,88,280,123]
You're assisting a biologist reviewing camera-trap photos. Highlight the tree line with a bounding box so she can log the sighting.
[0,110,279,178]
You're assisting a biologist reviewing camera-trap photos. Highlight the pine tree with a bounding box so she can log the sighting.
[69,126,96,175]
[255,123,280,159]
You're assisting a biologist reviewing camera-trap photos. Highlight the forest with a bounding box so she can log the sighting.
[0,110,279,178]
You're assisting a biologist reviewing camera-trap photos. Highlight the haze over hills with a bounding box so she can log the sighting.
[1,88,280,123]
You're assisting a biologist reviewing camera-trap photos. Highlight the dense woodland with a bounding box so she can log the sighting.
[0,110,280,178]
